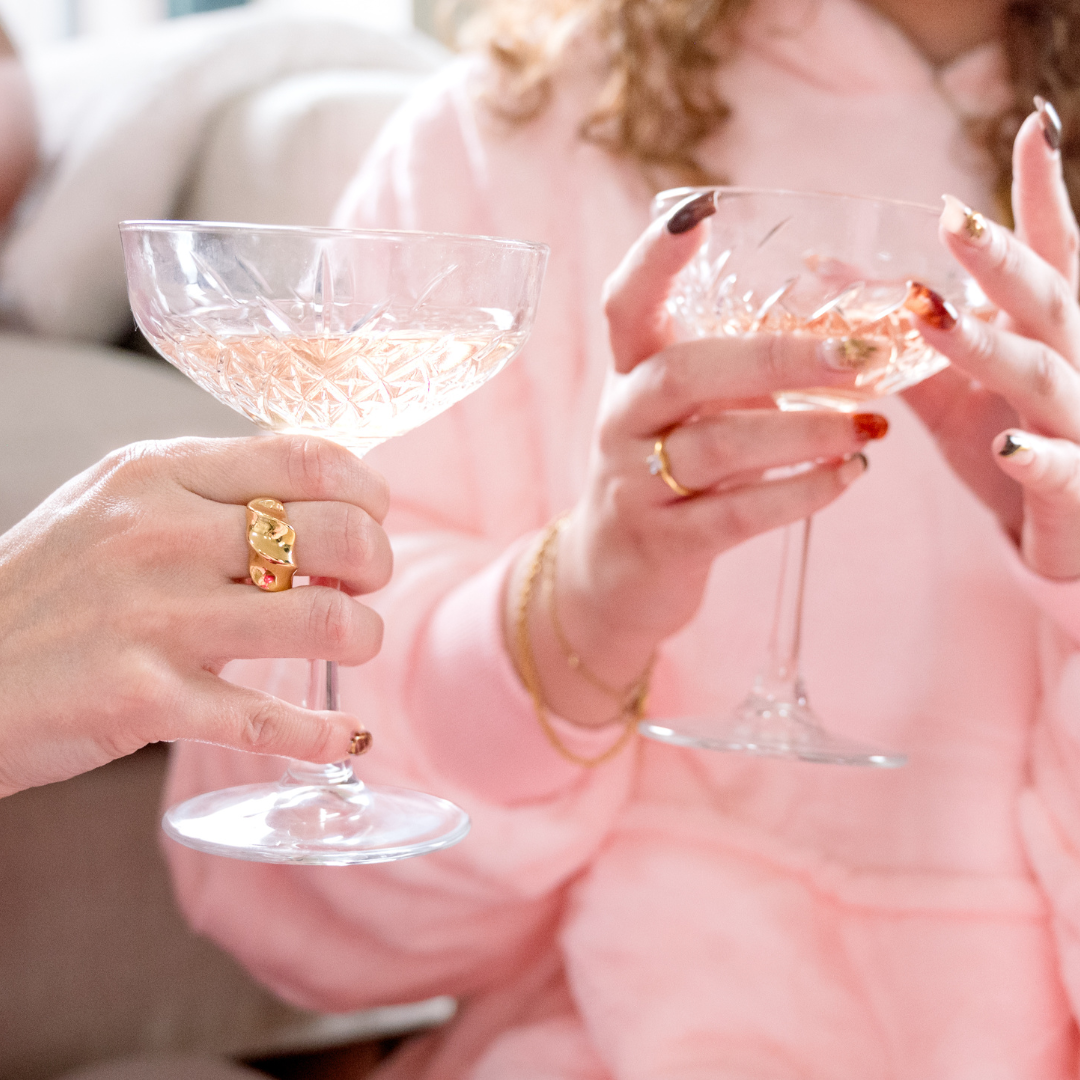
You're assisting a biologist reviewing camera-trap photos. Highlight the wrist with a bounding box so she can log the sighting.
[503,519,661,731]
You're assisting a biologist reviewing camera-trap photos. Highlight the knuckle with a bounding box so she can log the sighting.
[759,334,790,387]
[609,474,642,517]
[360,465,391,523]
[964,320,998,368]
[95,440,166,487]
[308,589,355,656]
[1064,222,1080,263]
[650,359,690,409]
[335,502,372,568]
[285,436,348,500]
[300,715,342,763]
[1028,345,1065,401]
[241,698,288,755]
[1044,275,1073,331]
[701,425,734,475]
[716,496,758,541]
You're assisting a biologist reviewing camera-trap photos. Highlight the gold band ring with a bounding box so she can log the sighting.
[247,498,297,592]
[646,435,699,498]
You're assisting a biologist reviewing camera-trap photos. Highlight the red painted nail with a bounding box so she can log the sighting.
[852,413,889,440]
[904,281,958,331]
[348,731,372,755]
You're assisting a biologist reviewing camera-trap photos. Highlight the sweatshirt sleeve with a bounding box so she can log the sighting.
[163,60,637,1014]
[1006,549,1080,1021]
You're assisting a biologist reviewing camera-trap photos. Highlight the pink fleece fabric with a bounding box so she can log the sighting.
[165,1,1080,1075]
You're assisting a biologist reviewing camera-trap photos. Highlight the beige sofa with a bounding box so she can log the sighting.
[0,8,456,1079]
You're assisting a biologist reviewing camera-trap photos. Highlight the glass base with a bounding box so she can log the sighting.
[162,772,471,865]
[640,689,906,768]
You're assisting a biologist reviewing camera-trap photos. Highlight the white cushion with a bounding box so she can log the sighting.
[180,68,427,227]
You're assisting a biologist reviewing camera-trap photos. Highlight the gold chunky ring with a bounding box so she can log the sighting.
[247,498,297,592]
[646,435,699,498]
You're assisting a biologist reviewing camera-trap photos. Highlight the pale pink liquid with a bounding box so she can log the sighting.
[152,329,526,455]
[670,279,951,413]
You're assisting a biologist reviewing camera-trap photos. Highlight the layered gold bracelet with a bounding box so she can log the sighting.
[514,515,654,767]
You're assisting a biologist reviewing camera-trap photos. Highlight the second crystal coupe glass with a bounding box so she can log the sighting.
[640,188,988,767]
[122,222,547,863]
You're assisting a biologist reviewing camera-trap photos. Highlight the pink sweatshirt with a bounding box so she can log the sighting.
[166,1,1080,1075]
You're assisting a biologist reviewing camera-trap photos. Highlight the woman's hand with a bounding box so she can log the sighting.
[904,102,1080,580]
[506,197,884,728]
[0,435,392,797]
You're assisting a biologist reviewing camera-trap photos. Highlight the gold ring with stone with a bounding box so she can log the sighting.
[247,498,296,592]
[646,434,699,498]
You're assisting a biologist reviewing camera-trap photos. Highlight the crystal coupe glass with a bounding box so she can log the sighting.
[121,222,547,863]
[639,188,988,767]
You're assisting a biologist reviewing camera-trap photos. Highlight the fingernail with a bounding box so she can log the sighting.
[904,281,958,331]
[348,730,372,755]
[852,413,889,440]
[839,451,869,484]
[1035,95,1062,152]
[940,194,989,245]
[667,190,717,235]
[820,336,890,371]
[998,432,1035,459]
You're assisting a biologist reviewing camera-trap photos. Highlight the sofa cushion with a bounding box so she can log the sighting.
[179,68,427,228]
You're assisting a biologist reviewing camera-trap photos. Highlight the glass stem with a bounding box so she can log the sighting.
[286,581,356,787]
[757,516,813,705]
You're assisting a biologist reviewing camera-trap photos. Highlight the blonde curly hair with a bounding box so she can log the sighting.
[446,0,1080,223]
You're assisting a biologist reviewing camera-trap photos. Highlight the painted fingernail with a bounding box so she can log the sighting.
[820,336,890,371]
[348,730,372,755]
[852,413,889,440]
[941,194,989,245]
[998,432,1035,459]
[904,281,958,331]
[1035,95,1062,152]
[839,451,869,484]
[666,191,717,234]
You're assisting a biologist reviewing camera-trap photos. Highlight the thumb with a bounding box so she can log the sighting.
[169,676,370,762]
[602,190,716,373]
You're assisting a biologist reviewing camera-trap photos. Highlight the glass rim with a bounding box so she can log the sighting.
[118,219,550,257]
[653,186,941,217]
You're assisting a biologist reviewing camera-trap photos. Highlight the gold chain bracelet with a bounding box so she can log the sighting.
[515,516,651,767]
[540,515,654,711]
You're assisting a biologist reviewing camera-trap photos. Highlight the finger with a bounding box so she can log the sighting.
[165,674,369,763]
[1013,103,1079,292]
[215,500,393,594]
[993,428,1080,579]
[666,452,868,546]
[603,191,718,373]
[196,585,385,666]
[651,410,887,496]
[938,191,1080,363]
[151,435,391,522]
[916,312,1080,442]
[606,333,863,435]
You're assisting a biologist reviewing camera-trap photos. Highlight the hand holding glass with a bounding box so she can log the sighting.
[639,189,988,766]
[121,222,547,862]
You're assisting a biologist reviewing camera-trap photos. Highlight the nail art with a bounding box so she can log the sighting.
[940,194,988,244]
[667,191,717,235]
[820,336,889,371]
[839,451,869,483]
[349,730,372,755]
[999,433,1034,458]
[903,281,958,331]
[1035,95,1062,152]
[851,413,889,440]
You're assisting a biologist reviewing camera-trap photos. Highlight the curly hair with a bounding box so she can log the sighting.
[446,0,1080,223]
